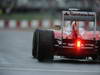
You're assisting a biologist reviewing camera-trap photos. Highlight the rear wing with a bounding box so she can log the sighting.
[61,9,97,41]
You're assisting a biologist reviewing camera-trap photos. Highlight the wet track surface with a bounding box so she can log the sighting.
[0,31,100,75]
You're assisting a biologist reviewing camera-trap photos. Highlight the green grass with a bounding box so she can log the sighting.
[0,13,58,20]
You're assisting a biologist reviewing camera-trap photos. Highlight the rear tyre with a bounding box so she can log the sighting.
[95,41,100,60]
[37,29,54,62]
[32,29,39,58]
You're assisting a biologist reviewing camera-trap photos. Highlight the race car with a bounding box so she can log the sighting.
[32,9,100,62]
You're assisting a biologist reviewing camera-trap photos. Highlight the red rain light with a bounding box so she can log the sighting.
[76,40,81,48]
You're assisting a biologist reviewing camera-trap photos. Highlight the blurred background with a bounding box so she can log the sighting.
[0,0,100,30]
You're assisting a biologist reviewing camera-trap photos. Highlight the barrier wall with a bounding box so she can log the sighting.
[0,20,100,29]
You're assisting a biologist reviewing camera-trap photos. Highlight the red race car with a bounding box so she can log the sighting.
[32,9,100,62]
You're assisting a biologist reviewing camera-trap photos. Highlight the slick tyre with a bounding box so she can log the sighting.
[32,29,39,58]
[37,29,54,62]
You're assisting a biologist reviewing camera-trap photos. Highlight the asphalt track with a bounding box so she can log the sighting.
[0,31,100,75]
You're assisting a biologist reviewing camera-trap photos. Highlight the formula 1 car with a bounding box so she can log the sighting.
[32,9,100,62]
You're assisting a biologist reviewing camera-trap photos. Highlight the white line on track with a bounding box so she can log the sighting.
[0,67,100,73]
